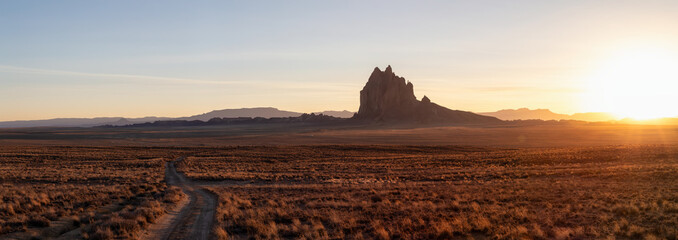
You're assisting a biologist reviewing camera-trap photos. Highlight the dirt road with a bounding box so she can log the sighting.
[144,157,218,240]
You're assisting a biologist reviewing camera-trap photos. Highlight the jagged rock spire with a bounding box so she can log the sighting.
[356,66,418,121]
[354,66,502,124]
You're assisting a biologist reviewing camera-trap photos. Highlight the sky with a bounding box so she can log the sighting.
[2,0,678,121]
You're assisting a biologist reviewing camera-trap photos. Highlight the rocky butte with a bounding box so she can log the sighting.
[354,65,502,124]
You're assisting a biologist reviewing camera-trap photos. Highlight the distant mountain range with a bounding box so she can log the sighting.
[478,108,619,122]
[0,117,171,128]
[180,107,304,121]
[0,108,355,128]
[4,105,676,128]
[180,107,355,121]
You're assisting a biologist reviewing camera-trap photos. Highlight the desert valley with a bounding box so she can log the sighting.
[3,1,678,240]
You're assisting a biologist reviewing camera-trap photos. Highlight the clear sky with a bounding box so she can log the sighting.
[2,0,678,121]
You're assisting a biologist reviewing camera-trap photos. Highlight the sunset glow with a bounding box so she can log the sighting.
[3,2,678,239]
[584,45,678,120]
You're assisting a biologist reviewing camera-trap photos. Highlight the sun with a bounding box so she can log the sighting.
[583,45,678,120]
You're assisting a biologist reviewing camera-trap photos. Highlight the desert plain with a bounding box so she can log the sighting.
[1,123,677,240]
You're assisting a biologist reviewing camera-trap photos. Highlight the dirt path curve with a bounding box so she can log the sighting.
[143,157,218,240]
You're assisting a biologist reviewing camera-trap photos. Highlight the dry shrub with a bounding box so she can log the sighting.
[0,204,15,215]
[624,224,646,238]
[162,187,184,203]
[27,216,50,228]
[371,222,389,240]
[213,226,229,240]
[510,225,529,238]
[551,227,573,240]
[644,233,660,240]
[529,224,546,239]
[613,203,640,216]
[68,215,81,228]
[88,226,114,240]
[244,218,277,238]
[470,215,491,232]
[311,220,327,237]
[433,220,455,239]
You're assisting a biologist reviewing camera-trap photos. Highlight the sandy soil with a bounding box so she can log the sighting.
[143,158,218,240]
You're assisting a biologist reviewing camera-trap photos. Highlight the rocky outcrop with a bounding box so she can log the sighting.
[354,66,502,124]
[356,65,418,120]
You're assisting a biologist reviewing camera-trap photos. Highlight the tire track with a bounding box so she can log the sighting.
[145,157,218,240]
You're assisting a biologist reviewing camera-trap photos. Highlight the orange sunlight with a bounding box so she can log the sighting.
[583,44,678,120]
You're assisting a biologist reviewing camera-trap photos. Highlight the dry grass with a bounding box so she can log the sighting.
[0,146,188,239]
[2,144,678,239]
[82,198,169,239]
[179,145,678,239]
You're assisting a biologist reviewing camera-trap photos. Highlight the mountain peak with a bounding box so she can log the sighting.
[356,66,417,121]
[355,66,501,124]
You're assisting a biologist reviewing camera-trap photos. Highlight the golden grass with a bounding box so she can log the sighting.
[0,146,187,239]
[2,144,677,239]
[179,145,678,239]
